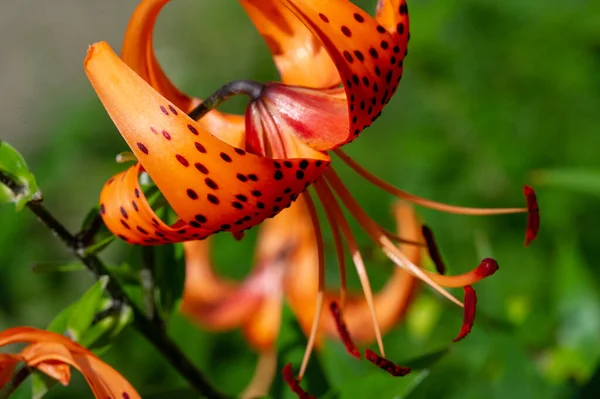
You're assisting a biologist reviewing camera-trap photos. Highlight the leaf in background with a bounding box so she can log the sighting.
[76,206,115,254]
[542,239,600,384]
[141,388,201,399]
[0,140,41,209]
[66,276,109,341]
[320,338,372,389]
[80,299,133,353]
[271,305,331,399]
[532,169,600,197]
[31,260,140,286]
[323,369,430,399]
[31,261,86,274]
[404,347,450,370]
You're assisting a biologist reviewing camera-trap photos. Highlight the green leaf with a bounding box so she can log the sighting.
[270,305,331,399]
[66,276,109,341]
[153,241,185,318]
[142,388,202,399]
[533,169,600,197]
[323,369,430,399]
[31,261,85,274]
[0,141,41,210]
[80,300,133,353]
[32,371,59,399]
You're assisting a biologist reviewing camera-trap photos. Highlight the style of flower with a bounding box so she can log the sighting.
[0,326,140,398]
[84,0,539,392]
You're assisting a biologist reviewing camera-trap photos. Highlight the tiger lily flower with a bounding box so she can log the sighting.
[85,0,539,385]
[0,327,140,398]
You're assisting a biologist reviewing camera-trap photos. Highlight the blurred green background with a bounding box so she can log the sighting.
[1,0,599,398]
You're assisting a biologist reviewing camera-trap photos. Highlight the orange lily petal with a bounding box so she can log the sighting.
[375,0,410,34]
[181,240,266,329]
[0,327,140,398]
[278,0,410,148]
[122,0,246,145]
[239,0,339,88]
[85,42,330,244]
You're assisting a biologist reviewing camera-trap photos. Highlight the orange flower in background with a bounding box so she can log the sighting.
[181,198,419,350]
[182,198,419,397]
[0,327,140,398]
[84,0,540,392]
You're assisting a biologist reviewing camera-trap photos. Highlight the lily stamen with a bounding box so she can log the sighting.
[323,168,464,306]
[335,148,529,216]
[297,191,326,381]
[313,178,386,356]
[421,225,446,274]
[454,285,478,342]
[330,301,361,359]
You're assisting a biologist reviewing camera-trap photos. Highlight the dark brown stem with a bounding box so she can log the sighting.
[188,79,264,120]
[0,366,31,399]
[1,175,227,398]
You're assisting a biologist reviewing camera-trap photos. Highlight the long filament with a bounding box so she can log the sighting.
[335,149,527,215]
[324,169,463,307]
[298,190,325,380]
[319,187,348,308]
[314,179,386,356]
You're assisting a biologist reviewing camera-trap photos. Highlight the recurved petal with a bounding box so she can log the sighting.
[122,0,246,146]
[99,164,212,245]
[280,0,410,146]
[375,0,410,34]
[239,0,340,88]
[0,328,140,399]
[86,42,330,242]
[122,0,191,110]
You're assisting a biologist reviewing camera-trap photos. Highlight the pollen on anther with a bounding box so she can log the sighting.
[365,349,411,377]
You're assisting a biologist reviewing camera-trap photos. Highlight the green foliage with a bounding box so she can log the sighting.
[0,141,40,210]
[1,0,599,398]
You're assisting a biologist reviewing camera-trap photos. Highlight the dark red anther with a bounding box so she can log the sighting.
[329,301,361,359]
[453,285,477,342]
[523,185,539,247]
[365,349,411,377]
[421,225,446,275]
[474,258,499,278]
[282,364,316,399]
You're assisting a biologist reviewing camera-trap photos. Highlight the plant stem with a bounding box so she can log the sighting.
[188,80,264,120]
[23,201,227,398]
[0,366,31,399]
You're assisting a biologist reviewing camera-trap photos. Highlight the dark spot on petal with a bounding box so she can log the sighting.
[187,189,198,200]
[195,142,207,153]
[195,162,209,174]
[176,154,189,167]
[137,142,148,154]
[207,194,219,204]
[187,124,198,135]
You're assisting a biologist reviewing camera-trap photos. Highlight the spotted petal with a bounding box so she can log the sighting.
[240,0,340,88]
[279,0,410,148]
[122,0,246,145]
[86,42,329,244]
